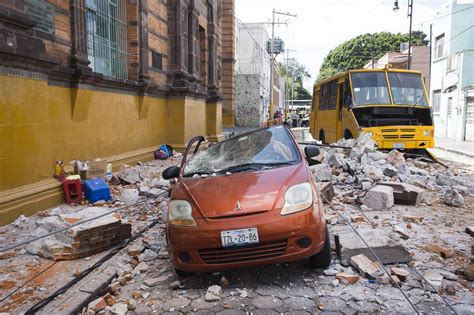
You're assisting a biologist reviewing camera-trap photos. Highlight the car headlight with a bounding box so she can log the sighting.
[281,182,313,215]
[168,200,197,226]
[423,130,431,137]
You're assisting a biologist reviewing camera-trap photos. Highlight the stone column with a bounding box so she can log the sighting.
[70,0,91,75]
[220,0,235,127]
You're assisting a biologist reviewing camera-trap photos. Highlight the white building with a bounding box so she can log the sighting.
[430,0,474,142]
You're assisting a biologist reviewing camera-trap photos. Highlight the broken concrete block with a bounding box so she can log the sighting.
[27,207,131,260]
[383,165,398,177]
[386,149,405,167]
[390,275,402,287]
[311,163,333,182]
[110,302,128,315]
[391,267,410,282]
[350,254,383,279]
[338,229,412,266]
[319,182,335,203]
[378,182,425,206]
[328,152,347,169]
[423,270,443,291]
[117,167,142,184]
[351,215,366,223]
[453,185,469,197]
[361,185,394,211]
[144,275,168,287]
[120,188,139,206]
[364,165,384,181]
[436,173,457,187]
[394,225,410,240]
[335,273,360,285]
[134,262,149,273]
[444,189,465,207]
[205,285,222,301]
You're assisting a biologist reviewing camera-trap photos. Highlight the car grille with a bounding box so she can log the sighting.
[381,128,415,140]
[198,240,288,265]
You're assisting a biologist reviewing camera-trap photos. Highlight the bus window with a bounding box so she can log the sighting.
[351,72,391,106]
[344,77,352,108]
[319,80,338,110]
[388,72,428,106]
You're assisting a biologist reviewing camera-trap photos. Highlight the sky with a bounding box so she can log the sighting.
[235,0,449,90]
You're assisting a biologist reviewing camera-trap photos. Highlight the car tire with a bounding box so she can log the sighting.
[175,268,194,278]
[309,225,331,269]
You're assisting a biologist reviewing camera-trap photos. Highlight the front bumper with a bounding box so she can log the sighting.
[362,126,434,149]
[167,204,326,272]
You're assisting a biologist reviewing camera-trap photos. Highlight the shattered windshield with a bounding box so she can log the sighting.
[183,127,300,177]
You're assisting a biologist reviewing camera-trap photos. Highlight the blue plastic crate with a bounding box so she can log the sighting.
[84,178,111,203]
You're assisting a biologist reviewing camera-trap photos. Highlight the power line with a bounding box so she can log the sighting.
[0,192,168,253]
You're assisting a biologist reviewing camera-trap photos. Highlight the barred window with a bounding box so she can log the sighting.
[86,0,128,80]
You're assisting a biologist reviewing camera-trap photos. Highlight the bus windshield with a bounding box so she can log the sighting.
[388,72,428,106]
[351,72,391,106]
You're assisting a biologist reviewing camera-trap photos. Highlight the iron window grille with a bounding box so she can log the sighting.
[86,0,128,80]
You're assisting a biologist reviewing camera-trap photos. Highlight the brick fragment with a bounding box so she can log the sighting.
[351,216,366,223]
[88,297,107,312]
[335,273,360,285]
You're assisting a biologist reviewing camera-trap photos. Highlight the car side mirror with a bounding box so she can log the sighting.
[162,166,180,180]
[304,145,320,159]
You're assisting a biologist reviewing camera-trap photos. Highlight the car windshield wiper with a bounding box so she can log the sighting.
[217,163,267,174]
[183,170,214,177]
[218,161,297,174]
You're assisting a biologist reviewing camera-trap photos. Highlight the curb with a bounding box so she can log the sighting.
[434,146,474,159]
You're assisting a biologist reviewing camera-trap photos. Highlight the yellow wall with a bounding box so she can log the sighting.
[0,74,221,193]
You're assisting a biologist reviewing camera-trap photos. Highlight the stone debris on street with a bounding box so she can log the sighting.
[0,132,473,314]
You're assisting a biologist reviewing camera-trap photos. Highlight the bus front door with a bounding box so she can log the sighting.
[336,82,344,140]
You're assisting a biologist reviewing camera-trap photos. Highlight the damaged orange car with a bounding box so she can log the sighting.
[162,126,330,276]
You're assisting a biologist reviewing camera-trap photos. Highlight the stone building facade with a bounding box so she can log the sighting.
[0,0,235,224]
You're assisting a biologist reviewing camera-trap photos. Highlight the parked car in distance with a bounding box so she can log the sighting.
[162,126,331,276]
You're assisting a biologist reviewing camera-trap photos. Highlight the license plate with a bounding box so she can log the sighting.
[392,143,405,149]
[221,228,259,248]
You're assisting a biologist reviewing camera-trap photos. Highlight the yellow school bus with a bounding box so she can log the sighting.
[310,68,434,150]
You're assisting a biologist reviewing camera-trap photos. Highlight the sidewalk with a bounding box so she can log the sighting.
[435,137,474,158]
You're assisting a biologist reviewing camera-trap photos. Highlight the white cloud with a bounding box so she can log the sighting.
[235,0,449,91]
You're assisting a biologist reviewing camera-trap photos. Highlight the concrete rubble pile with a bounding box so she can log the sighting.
[310,132,473,291]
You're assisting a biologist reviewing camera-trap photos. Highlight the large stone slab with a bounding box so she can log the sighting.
[319,182,335,203]
[378,182,425,205]
[361,185,394,211]
[336,229,412,266]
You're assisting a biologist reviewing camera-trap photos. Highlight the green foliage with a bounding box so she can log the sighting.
[278,60,312,99]
[317,31,429,82]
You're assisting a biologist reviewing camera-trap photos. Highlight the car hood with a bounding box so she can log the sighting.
[181,164,306,219]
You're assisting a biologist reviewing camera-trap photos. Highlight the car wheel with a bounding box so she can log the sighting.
[175,268,194,278]
[309,225,331,269]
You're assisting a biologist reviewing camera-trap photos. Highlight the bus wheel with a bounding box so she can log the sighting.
[344,129,353,139]
[319,130,325,144]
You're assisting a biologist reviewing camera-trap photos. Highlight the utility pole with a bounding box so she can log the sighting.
[285,49,296,116]
[407,0,413,70]
[268,9,296,118]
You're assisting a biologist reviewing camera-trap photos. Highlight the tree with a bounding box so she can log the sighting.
[317,31,429,81]
[279,59,312,100]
